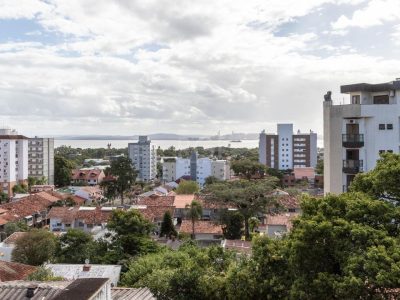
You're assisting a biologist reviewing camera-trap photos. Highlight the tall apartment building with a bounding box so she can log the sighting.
[0,129,28,195]
[128,136,157,182]
[28,137,54,184]
[259,124,317,170]
[162,154,231,187]
[324,79,400,194]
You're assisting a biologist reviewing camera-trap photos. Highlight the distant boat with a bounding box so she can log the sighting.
[230,140,242,142]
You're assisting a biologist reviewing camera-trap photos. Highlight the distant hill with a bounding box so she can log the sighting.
[55,133,259,140]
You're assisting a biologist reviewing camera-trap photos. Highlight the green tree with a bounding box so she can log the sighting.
[55,229,94,263]
[350,152,400,202]
[221,211,243,240]
[106,156,137,205]
[100,178,118,204]
[231,159,267,179]
[12,230,57,266]
[27,266,63,281]
[204,178,278,239]
[12,183,28,194]
[107,209,158,257]
[204,176,220,186]
[4,221,28,236]
[185,201,203,239]
[248,217,260,233]
[54,155,75,187]
[315,159,324,175]
[0,191,8,204]
[159,211,177,238]
[52,196,75,207]
[176,180,199,194]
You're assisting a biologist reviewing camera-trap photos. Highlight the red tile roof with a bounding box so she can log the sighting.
[180,220,223,235]
[2,232,27,245]
[47,206,114,225]
[266,213,299,231]
[173,195,196,209]
[71,196,86,206]
[136,206,175,223]
[293,167,315,180]
[278,196,300,210]
[47,207,78,223]
[0,261,36,282]
[138,195,175,207]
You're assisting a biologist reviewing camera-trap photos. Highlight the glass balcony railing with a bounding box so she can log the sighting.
[343,160,363,174]
[342,134,364,148]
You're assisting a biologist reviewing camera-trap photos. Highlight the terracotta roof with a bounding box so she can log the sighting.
[0,261,36,282]
[266,213,299,231]
[293,167,315,180]
[2,232,27,245]
[71,169,104,181]
[36,191,61,203]
[48,206,114,225]
[137,206,175,222]
[278,196,300,210]
[173,194,196,209]
[180,220,223,235]
[48,207,78,223]
[0,208,8,214]
[138,195,175,207]
[71,196,86,205]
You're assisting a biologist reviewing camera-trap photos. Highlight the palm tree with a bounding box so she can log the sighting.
[185,200,203,239]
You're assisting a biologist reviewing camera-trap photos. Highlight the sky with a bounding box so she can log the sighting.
[1,0,400,137]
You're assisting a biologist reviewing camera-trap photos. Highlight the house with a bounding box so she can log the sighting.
[262,213,299,238]
[48,206,115,233]
[0,232,27,262]
[71,169,105,186]
[179,220,223,240]
[46,263,121,287]
[222,240,252,255]
[0,192,62,230]
[0,278,112,300]
[30,185,55,193]
[74,186,103,204]
[0,260,36,281]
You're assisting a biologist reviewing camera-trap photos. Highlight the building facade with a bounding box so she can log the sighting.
[128,136,157,182]
[0,129,28,196]
[259,124,317,170]
[162,154,230,186]
[28,137,54,185]
[324,79,400,194]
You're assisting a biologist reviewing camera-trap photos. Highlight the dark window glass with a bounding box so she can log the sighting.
[387,124,393,130]
[379,124,385,130]
[373,95,389,104]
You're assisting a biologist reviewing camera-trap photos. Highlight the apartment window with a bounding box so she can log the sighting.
[379,124,385,130]
[388,150,393,153]
[351,95,360,104]
[379,150,385,154]
[373,95,389,104]
[387,124,393,130]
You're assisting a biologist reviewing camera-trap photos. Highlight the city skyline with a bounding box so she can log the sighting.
[1,1,400,136]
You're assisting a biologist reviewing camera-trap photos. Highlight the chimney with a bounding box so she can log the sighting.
[83,258,91,272]
[26,285,38,298]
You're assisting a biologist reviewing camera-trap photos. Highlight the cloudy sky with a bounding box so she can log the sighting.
[1,0,400,137]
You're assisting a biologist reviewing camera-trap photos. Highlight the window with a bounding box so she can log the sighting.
[379,124,385,130]
[387,124,393,130]
[373,95,389,104]
[388,150,393,153]
[379,150,385,154]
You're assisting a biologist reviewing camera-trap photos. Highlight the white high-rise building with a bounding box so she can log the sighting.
[128,136,157,182]
[28,137,55,184]
[0,128,28,195]
[259,124,318,170]
[324,79,400,194]
[162,154,231,187]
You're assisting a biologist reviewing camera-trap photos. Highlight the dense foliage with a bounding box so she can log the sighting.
[175,180,199,194]
[54,155,75,187]
[160,211,177,238]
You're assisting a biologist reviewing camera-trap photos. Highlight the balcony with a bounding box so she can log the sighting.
[343,160,363,174]
[342,134,364,148]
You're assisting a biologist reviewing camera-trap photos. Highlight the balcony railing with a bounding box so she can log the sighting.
[343,160,363,174]
[342,134,364,148]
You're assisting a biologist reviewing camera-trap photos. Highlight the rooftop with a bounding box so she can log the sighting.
[180,220,223,235]
[46,263,121,282]
[0,261,37,282]
[111,287,155,300]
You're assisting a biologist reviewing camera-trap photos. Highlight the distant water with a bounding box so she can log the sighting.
[55,139,259,150]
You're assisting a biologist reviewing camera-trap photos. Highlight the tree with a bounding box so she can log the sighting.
[52,197,75,207]
[55,229,94,263]
[204,176,220,186]
[231,159,267,179]
[248,217,260,233]
[220,211,243,240]
[12,183,28,194]
[54,155,75,187]
[12,230,57,266]
[176,180,199,194]
[185,201,203,239]
[203,178,278,239]
[315,159,324,175]
[350,153,400,202]
[107,209,158,257]
[27,266,63,281]
[106,156,137,205]
[0,191,8,204]
[159,211,177,238]
[4,221,28,236]
[100,178,118,204]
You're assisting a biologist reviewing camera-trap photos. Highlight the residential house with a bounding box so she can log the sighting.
[179,220,223,240]
[74,186,103,204]
[30,185,55,193]
[221,240,252,255]
[71,169,105,186]
[48,206,115,233]
[46,263,121,287]
[261,213,299,238]
[0,260,36,281]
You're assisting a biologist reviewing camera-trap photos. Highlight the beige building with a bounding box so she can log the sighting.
[324,79,400,194]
